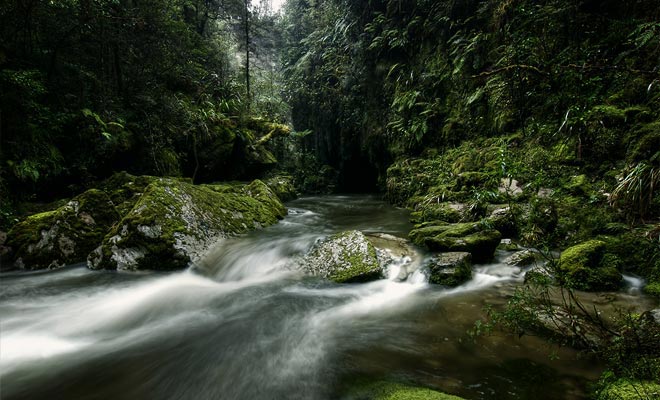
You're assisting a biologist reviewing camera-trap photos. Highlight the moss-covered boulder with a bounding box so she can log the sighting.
[410,202,462,224]
[300,230,382,283]
[644,282,660,297]
[264,175,297,202]
[409,222,501,263]
[425,252,472,286]
[344,380,465,400]
[558,240,622,291]
[89,178,286,271]
[99,172,161,216]
[6,189,120,270]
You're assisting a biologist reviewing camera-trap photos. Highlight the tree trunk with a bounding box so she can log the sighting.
[244,0,251,111]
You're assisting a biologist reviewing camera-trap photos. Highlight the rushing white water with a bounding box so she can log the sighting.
[0,196,651,400]
[622,273,645,295]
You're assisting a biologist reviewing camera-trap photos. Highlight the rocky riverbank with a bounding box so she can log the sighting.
[2,172,294,272]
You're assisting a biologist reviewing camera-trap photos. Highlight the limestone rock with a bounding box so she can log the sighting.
[301,230,382,283]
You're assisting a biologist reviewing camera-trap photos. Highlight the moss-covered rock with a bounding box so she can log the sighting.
[89,178,286,271]
[486,206,519,237]
[644,282,660,297]
[300,230,382,283]
[409,222,501,263]
[6,189,120,270]
[344,380,465,400]
[596,379,660,400]
[558,240,622,291]
[264,175,297,202]
[564,174,593,197]
[425,252,472,286]
[410,202,462,224]
[98,172,161,216]
[505,249,538,267]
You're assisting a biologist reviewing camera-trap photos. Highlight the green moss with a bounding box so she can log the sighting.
[559,240,622,291]
[6,189,119,269]
[100,172,160,216]
[427,252,472,286]
[644,281,660,297]
[411,222,501,263]
[345,381,464,400]
[92,178,286,271]
[596,379,660,400]
[564,174,593,197]
[589,105,627,126]
[264,175,297,201]
[409,202,461,224]
[629,122,660,164]
[302,230,382,283]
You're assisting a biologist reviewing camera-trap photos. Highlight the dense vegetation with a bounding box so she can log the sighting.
[282,0,659,179]
[2,0,660,398]
[0,0,289,227]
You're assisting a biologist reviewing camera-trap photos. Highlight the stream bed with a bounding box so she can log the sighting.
[0,195,654,399]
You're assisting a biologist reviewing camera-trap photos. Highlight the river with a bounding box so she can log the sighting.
[0,196,653,399]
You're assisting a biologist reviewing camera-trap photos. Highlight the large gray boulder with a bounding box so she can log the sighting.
[300,230,382,283]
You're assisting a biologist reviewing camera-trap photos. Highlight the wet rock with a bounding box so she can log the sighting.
[264,175,297,202]
[498,238,520,252]
[301,230,382,283]
[505,249,538,267]
[366,232,423,281]
[89,178,286,271]
[6,189,120,270]
[409,222,501,263]
[524,265,555,285]
[425,252,472,286]
[558,240,622,291]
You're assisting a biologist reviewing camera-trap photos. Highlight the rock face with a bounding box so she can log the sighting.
[425,252,472,286]
[409,222,501,263]
[6,189,120,270]
[301,230,382,283]
[558,240,622,291]
[89,178,286,271]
